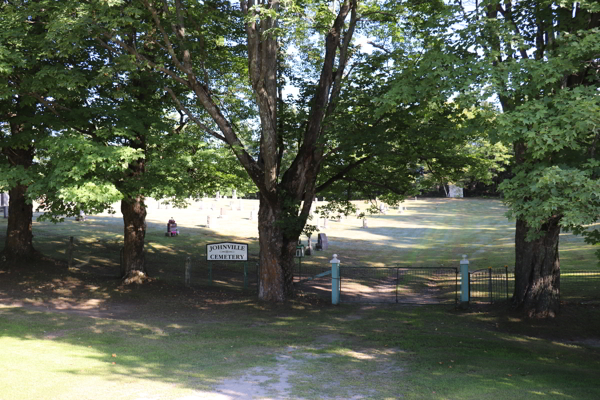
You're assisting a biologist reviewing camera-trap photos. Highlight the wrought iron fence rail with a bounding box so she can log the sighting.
[330,266,458,304]
[469,268,600,303]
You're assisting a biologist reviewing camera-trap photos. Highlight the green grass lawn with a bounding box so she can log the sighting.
[5,197,598,273]
[0,197,599,399]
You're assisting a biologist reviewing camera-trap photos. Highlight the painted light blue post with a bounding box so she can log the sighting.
[460,255,469,304]
[331,254,340,305]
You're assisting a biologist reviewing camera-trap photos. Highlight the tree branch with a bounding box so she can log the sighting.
[96,35,190,88]
[141,0,191,74]
[164,87,226,142]
[342,177,406,194]
[315,155,372,193]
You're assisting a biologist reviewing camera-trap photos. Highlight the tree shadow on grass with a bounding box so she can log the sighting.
[1,281,600,400]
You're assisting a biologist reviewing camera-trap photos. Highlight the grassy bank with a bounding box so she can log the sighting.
[0,198,599,399]
[1,292,599,399]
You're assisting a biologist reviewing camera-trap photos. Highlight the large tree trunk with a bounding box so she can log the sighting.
[257,195,298,301]
[513,216,561,318]
[121,195,147,283]
[2,135,36,263]
[3,184,35,262]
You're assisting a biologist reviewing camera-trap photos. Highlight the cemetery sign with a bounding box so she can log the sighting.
[206,242,248,261]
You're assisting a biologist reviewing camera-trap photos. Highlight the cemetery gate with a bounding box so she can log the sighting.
[294,264,458,305]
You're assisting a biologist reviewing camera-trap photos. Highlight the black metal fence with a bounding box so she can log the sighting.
[294,265,458,305]
[469,267,513,303]
[293,263,334,299]
[340,266,398,303]
[188,257,259,291]
[556,270,600,303]
[469,268,600,304]
[141,253,259,292]
[3,230,598,304]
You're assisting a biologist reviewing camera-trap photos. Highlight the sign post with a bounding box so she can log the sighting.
[206,242,249,289]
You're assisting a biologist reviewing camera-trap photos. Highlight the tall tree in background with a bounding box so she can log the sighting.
[66,0,365,300]
[448,0,600,317]
[64,0,499,300]
[32,66,246,282]
[0,1,91,262]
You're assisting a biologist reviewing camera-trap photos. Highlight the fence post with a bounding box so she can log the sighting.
[185,257,191,287]
[460,255,469,306]
[331,254,340,305]
[505,265,509,300]
[243,261,248,290]
[396,268,399,304]
[488,267,493,304]
[67,236,74,269]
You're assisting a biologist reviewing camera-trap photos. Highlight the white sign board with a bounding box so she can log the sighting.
[206,242,248,261]
[295,247,304,258]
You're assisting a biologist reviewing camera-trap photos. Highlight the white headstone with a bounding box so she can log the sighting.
[448,184,464,198]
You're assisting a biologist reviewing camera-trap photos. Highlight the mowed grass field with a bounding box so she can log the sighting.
[0,198,599,400]
[4,197,598,273]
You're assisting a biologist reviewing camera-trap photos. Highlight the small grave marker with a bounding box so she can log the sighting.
[448,184,464,198]
[316,233,328,251]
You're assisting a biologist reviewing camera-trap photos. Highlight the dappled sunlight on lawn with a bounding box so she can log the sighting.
[2,198,597,272]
